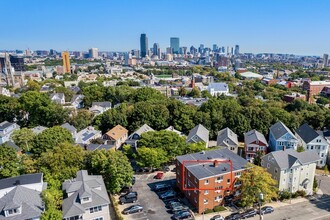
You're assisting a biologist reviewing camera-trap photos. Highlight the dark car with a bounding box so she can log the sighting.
[173,210,192,220]
[120,186,132,194]
[164,166,171,172]
[122,205,143,214]
[240,209,257,219]
[154,183,172,192]
[258,206,274,215]
[224,195,234,206]
[171,205,189,213]
[160,190,176,200]
[224,212,241,220]
[119,192,138,204]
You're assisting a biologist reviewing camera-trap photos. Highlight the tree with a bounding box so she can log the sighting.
[253,151,264,166]
[54,86,74,102]
[26,79,41,91]
[0,145,20,178]
[82,85,105,107]
[0,95,21,122]
[184,142,207,154]
[239,164,278,208]
[40,208,62,220]
[136,147,168,169]
[132,87,166,102]
[317,97,330,105]
[179,87,187,96]
[188,87,201,98]
[11,128,35,152]
[201,90,212,98]
[70,109,94,131]
[85,150,134,194]
[138,131,187,160]
[20,154,37,174]
[38,143,85,188]
[32,126,73,156]
[297,145,305,152]
[122,144,134,158]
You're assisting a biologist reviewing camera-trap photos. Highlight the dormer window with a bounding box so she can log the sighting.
[5,207,21,217]
[81,197,91,204]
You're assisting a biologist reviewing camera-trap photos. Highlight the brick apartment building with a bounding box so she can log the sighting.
[302,80,330,103]
[176,149,248,213]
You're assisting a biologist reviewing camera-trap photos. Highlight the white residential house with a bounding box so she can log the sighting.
[50,93,65,105]
[89,102,111,116]
[0,121,20,144]
[186,124,209,148]
[217,127,239,154]
[207,83,229,96]
[70,94,84,109]
[261,149,320,195]
[0,87,10,97]
[75,126,102,145]
[295,123,329,168]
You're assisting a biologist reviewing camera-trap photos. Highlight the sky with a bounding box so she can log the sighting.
[1,0,330,55]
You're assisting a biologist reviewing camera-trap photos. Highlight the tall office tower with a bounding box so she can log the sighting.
[89,48,99,59]
[10,56,25,71]
[221,47,225,53]
[153,43,159,56]
[227,46,230,55]
[231,47,234,55]
[199,44,204,54]
[62,51,71,73]
[170,37,180,54]
[166,47,172,54]
[181,46,187,55]
[157,48,161,59]
[190,46,196,55]
[50,49,57,56]
[213,44,218,52]
[323,54,329,67]
[140,33,148,58]
[234,45,240,56]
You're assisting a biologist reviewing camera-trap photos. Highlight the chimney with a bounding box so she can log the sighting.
[213,160,219,167]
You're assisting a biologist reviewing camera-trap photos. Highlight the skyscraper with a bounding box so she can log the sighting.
[323,54,329,67]
[140,33,148,58]
[89,48,98,59]
[170,37,180,54]
[153,43,159,56]
[234,45,240,56]
[213,44,218,52]
[62,51,71,73]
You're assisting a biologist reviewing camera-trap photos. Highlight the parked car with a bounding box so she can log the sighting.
[173,210,192,220]
[155,172,164,179]
[171,205,189,213]
[168,201,184,209]
[224,195,234,206]
[224,212,241,220]
[210,215,225,220]
[160,190,176,200]
[258,206,274,215]
[163,166,171,172]
[154,183,172,192]
[119,192,138,204]
[122,205,143,214]
[240,209,257,219]
[120,186,132,194]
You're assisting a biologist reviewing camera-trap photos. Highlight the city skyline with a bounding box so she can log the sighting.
[1,0,330,55]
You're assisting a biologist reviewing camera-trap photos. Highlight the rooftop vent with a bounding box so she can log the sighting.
[201,150,205,154]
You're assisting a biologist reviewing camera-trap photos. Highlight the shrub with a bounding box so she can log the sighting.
[292,192,298,198]
[204,209,214,214]
[214,206,226,212]
[279,191,291,201]
[296,190,307,197]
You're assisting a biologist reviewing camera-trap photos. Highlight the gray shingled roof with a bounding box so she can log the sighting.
[91,102,111,108]
[62,170,110,218]
[244,129,268,146]
[0,121,12,131]
[208,83,228,92]
[176,148,248,179]
[127,124,154,139]
[269,121,295,140]
[217,127,239,147]
[61,123,77,134]
[0,173,43,190]
[0,186,44,220]
[295,123,320,144]
[187,124,209,143]
[263,149,320,170]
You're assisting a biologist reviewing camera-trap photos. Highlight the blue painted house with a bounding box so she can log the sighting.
[269,121,298,152]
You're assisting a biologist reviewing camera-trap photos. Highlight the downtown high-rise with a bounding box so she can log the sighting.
[170,37,180,54]
[140,33,148,58]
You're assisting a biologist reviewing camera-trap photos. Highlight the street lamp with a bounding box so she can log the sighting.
[258,192,264,220]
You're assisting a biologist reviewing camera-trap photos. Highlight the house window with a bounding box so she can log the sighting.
[194,197,197,203]
[205,179,209,185]
[267,163,270,168]
[274,168,278,174]
[322,146,325,150]
[284,169,287,174]
[90,206,102,213]
[195,178,197,183]
[227,178,231,184]
[283,179,286,183]
[321,153,324,158]
[215,195,223,201]
[204,190,209,195]
[307,146,309,150]
[188,172,191,177]
[311,146,314,150]
[216,176,223,182]
[320,161,323,165]
[194,190,197,194]
[235,172,242,177]
[204,199,208,204]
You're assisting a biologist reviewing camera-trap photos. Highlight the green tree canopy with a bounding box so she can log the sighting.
[32,126,73,156]
[85,150,133,194]
[0,145,20,178]
[0,95,21,122]
[136,147,168,169]
[11,128,35,152]
[69,109,94,131]
[239,164,278,207]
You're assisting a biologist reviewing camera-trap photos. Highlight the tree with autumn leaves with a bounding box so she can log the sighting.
[239,164,278,207]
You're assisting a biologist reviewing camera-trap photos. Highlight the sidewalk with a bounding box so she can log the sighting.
[193,197,309,220]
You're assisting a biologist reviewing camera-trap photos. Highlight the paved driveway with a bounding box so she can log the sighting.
[118,171,179,220]
[316,174,330,195]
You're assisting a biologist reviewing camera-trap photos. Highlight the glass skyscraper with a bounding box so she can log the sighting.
[140,33,148,58]
[170,37,180,54]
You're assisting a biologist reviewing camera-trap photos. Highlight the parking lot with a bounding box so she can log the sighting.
[118,170,194,220]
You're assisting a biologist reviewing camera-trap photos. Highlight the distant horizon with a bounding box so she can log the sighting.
[1,0,329,56]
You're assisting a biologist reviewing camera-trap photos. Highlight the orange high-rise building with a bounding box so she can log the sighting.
[62,51,71,73]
